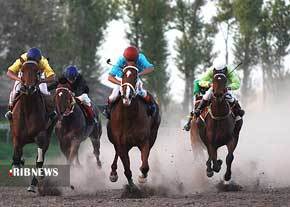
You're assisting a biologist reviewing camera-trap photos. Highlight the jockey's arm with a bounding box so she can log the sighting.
[108,74,121,85]
[227,71,240,90]
[199,68,213,88]
[41,74,56,84]
[7,70,22,82]
[138,67,154,76]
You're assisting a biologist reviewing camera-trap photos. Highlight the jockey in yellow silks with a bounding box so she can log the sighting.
[5,48,56,119]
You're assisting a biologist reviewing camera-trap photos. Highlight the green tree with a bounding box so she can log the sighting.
[232,0,262,102]
[257,0,290,100]
[174,0,216,112]
[0,0,64,73]
[214,0,235,64]
[60,0,119,84]
[124,0,171,107]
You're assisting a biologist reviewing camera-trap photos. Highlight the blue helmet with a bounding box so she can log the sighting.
[27,47,42,62]
[64,65,79,82]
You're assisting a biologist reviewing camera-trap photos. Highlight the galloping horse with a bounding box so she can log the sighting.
[10,59,56,192]
[107,64,161,188]
[191,73,242,183]
[54,83,102,167]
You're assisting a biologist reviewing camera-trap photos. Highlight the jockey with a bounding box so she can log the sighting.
[5,47,56,120]
[60,65,98,124]
[184,63,245,131]
[103,46,156,119]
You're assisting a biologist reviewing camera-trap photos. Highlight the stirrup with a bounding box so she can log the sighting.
[183,122,191,131]
[5,111,12,120]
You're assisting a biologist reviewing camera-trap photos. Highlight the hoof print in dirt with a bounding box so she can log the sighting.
[121,184,144,199]
[37,179,62,196]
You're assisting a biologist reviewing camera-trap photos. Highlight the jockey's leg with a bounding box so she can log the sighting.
[40,83,57,121]
[184,89,211,131]
[102,85,120,119]
[225,91,245,117]
[137,79,156,116]
[225,91,244,140]
[76,93,98,124]
[5,81,21,120]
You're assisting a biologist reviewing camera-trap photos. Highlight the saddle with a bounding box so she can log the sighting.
[195,97,236,123]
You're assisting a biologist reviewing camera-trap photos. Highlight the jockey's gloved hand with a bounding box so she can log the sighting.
[193,109,201,117]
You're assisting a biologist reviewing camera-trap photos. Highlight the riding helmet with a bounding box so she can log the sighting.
[64,65,79,82]
[27,47,42,62]
[123,46,139,61]
[213,64,227,75]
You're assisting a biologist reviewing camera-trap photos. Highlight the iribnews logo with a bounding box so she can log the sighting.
[8,167,59,177]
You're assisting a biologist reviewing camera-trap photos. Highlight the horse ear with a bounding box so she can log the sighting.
[19,56,25,64]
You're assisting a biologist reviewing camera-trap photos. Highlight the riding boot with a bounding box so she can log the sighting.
[5,104,13,120]
[100,99,112,120]
[144,94,156,116]
[183,111,194,131]
[231,101,245,117]
[83,104,98,124]
[193,99,209,118]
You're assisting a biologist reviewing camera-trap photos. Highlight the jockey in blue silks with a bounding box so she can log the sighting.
[103,46,156,119]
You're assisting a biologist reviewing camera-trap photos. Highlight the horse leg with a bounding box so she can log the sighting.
[212,147,222,173]
[12,141,23,168]
[224,138,238,182]
[68,139,81,167]
[110,150,118,182]
[89,136,102,168]
[138,142,150,184]
[28,135,49,193]
[118,146,133,186]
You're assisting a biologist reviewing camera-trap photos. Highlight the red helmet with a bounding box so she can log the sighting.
[123,46,139,61]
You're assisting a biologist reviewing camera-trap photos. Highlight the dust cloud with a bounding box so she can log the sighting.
[51,91,290,195]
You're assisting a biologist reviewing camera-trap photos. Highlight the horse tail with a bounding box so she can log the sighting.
[190,120,206,161]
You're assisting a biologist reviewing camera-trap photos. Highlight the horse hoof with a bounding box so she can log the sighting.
[97,160,102,169]
[138,175,147,184]
[109,174,118,182]
[217,159,223,166]
[27,185,36,193]
[207,171,214,177]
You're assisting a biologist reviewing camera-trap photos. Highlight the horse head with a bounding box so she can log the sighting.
[212,73,227,103]
[55,83,75,119]
[20,60,41,95]
[121,64,139,106]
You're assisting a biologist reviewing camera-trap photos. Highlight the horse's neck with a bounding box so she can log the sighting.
[21,93,44,110]
[211,98,229,116]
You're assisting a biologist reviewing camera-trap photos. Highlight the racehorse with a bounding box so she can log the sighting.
[54,83,102,167]
[191,73,241,183]
[10,59,56,192]
[107,64,161,188]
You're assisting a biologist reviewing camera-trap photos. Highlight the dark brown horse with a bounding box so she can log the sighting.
[10,60,56,192]
[192,73,242,183]
[107,65,161,188]
[54,83,102,167]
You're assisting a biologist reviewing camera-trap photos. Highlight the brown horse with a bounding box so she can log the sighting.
[192,73,242,183]
[10,60,56,192]
[107,65,161,188]
[54,83,102,167]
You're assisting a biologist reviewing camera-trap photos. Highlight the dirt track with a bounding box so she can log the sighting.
[1,105,290,207]
[1,186,290,206]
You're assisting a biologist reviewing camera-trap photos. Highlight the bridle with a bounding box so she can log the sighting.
[55,87,76,116]
[120,66,139,100]
[20,60,42,95]
[209,73,232,120]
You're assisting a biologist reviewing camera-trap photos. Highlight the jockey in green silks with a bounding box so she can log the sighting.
[183,63,245,131]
